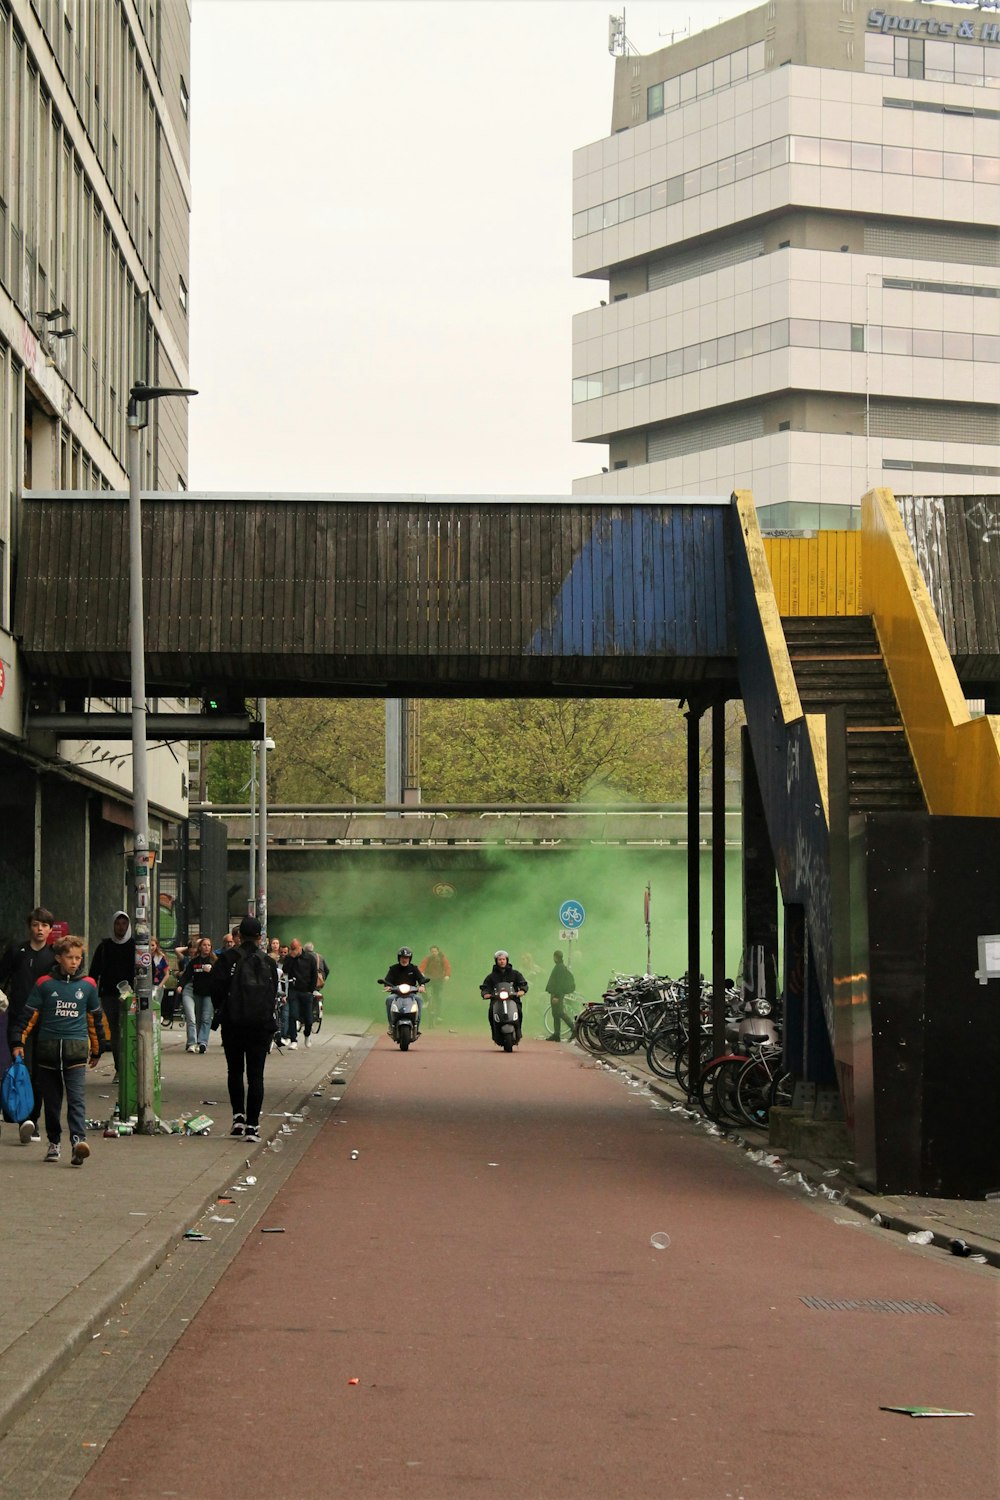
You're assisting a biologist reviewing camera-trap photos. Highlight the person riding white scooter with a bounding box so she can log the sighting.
[480,950,528,1050]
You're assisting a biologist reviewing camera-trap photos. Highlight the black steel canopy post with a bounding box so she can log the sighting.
[685,696,707,1098]
[711,699,728,1057]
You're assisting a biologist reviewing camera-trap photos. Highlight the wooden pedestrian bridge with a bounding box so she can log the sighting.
[13,489,1000,700]
[13,487,1000,1198]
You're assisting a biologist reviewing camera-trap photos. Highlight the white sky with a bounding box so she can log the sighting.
[189,0,754,495]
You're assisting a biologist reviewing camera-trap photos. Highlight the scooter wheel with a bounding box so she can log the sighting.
[503,1037,514,1053]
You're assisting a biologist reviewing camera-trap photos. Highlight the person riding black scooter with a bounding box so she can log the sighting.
[480,950,528,1048]
[380,947,427,1030]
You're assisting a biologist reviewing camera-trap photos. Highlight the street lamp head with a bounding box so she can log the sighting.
[127,381,198,424]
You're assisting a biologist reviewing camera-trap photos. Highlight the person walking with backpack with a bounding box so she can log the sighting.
[210,917,279,1142]
[544,949,577,1042]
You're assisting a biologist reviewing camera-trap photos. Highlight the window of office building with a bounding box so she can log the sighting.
[865,33,998,88]
[575,129,998,240]
[645,40,766,119]
[573,319,1000,403]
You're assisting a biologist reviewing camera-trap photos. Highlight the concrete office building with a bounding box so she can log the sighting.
[0,1,192,934]
[571,0,1000,520]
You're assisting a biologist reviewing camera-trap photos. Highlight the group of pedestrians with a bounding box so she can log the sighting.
[166,930,327,1053]
[1,905,334,1160]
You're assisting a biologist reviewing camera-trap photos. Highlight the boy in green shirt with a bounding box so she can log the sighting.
[12,935,106,1165]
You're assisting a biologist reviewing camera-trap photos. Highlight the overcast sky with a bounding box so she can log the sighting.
[189,0,753,495]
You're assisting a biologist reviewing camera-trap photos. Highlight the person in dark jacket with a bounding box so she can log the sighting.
[88,910,136,1079]
[0,905,56,1140]
[176,936,216,1053]
[544,949,577,1042]
[283,939,319,1048]
[480,950,528,1044]
[12,934,106,1165]
[210,916,279,1142]
[380,947,426,1027]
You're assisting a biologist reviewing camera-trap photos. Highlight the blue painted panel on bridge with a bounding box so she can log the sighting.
[528,506,728,658]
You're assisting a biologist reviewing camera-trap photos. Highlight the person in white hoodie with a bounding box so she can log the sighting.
[88,910,136,1080]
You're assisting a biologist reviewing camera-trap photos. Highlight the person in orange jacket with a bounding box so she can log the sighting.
[419,945,451,1028]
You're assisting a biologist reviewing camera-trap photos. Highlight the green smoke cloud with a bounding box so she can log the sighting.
[271,844,743,1035]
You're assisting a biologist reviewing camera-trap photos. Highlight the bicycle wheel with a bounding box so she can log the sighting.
[674,1032,714,1094]
[542,1002,576,1041]
[735,1057,772,1128]
[645,1025,681,1080]
[575,1010,605,1053]
[311,995,324,1035]
[697,1056,746,1123]
[599,1010,645,1055]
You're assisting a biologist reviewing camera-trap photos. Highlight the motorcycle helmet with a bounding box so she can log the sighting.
[398,947,413,961]
[494,950,509,962]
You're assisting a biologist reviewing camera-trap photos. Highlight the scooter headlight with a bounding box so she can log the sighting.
[753,999,772,1016]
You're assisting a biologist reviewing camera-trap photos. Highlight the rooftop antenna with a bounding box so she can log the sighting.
[608,11,638,56]
[658,23,688,44]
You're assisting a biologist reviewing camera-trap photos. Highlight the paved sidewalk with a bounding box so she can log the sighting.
[592,1048,1000,1265]
[0,1015,375,1439]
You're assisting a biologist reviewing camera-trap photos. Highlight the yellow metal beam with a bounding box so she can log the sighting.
[862,487,1000,818]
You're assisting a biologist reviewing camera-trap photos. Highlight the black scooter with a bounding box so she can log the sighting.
[483,981,522,1053]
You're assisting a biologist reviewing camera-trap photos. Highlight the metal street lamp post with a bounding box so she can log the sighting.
[257,702,273,936]
[127,380,196,1133]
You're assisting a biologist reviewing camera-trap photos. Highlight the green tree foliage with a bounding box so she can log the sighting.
[203,740,253,803]
[265,699,386,803]
[205,697,743,806]
[419,699,690,802]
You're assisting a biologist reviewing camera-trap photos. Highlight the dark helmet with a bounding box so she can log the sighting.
[398,947,413,961]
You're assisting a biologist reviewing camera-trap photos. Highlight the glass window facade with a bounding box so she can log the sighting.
[865,33,999,88]
[645,40,766,118]
[572,320,999,403]
[574,132,997,240]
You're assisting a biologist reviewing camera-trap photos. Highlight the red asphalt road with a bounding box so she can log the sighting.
[78,1036,997,1500]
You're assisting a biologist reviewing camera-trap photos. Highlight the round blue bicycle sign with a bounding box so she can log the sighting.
[558,900,586,929]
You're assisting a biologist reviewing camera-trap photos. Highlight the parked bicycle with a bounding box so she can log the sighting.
[542,991,582,1041]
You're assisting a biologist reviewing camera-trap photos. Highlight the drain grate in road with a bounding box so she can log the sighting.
[801,1296,948,1315]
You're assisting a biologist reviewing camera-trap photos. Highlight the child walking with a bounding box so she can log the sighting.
[11,934,106,1166]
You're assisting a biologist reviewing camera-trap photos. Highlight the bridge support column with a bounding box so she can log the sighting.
[685,697,706,1095]
[740,726,779,1012]
[711,700,728,1056]
[385,699,403,815]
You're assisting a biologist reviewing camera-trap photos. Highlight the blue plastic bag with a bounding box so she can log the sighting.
[1,1056,34,1124]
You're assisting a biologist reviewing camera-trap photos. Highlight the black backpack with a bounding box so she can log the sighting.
[226,948,277,1028]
